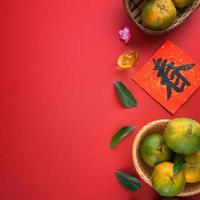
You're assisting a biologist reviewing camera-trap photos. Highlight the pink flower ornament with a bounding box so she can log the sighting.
[118,27,131,44]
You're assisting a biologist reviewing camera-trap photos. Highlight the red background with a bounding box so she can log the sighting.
[1,0,200,200]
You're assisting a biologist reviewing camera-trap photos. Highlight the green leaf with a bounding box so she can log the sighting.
[173,159,185,175]
[110,126,135,148]
[114,81,137,108]
[115,170,141,191]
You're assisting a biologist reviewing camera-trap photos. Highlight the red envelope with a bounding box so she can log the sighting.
[133,40,200,114]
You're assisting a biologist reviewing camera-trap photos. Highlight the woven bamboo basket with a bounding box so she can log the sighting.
[123,0,200,34]
[132,119,200,197]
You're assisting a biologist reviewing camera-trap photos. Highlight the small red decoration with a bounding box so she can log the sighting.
[132,40,200,114]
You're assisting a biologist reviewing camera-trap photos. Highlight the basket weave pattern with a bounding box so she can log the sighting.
[123,0,200,34]
[132,119,200,197]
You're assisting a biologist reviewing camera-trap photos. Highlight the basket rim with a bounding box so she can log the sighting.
[132,119,200,197]
[123,0,200,35]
